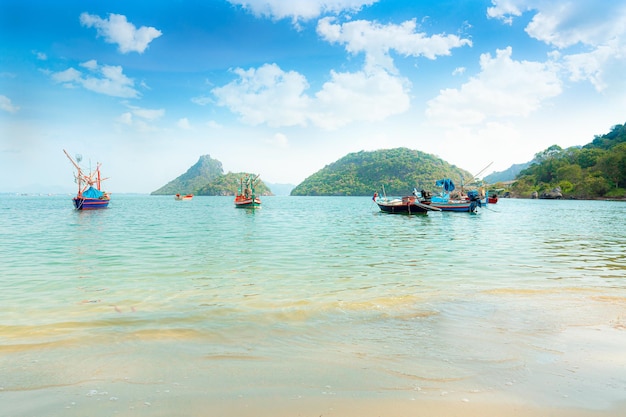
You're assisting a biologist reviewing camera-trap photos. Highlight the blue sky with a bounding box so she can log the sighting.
[1,0,625,193]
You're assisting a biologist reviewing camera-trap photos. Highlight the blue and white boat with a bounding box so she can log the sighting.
[424,178,485,213]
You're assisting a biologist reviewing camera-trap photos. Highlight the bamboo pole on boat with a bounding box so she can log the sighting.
[63,149,83,196]
[472,161,493,180]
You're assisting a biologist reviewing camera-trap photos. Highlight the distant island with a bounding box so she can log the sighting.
[150,155,272,196]
[151,148,475,197]
[151,121,625,200]
[290,148,473,196]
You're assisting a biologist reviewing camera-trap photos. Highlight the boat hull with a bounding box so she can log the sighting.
[428,202,472,212]
[375,196,438,214]
[377,202,427,214]
[426,198,482,212]
[73,197,110,210]
[234,198,261,208]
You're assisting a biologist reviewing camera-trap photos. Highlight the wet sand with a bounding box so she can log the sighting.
[3,310,625,416]
[3,390,625,417]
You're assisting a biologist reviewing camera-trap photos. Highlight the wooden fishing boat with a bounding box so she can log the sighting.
[483,188,501,204]
[175,194,193,201]
[63,149,110,210]
[424,179,485,213]
[373,191,440,214]
[234,174,261,208]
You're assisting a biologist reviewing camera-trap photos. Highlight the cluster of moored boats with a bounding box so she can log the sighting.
[64,150,493,214]
[373,178,497,214]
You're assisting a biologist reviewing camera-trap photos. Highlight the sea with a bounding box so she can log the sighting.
[1,194,625,416]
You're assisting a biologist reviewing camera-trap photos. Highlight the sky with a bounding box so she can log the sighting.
[1,0,625,193]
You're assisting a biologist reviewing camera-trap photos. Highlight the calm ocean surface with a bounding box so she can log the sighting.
[1,194,625,416]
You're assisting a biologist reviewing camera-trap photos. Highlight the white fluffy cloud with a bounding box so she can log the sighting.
[80,12,162,54]
[227,0,378,22]
[266,132,289,147]
[317,17,471,72]
[0,95,19,113]
[33,50,47,61]
[211,14,469,128]
[562,45,616,92]
[486,0,531,24]
[487,0,626,91]
[51,61,139,98]
[117,112,133,125]
[310,69,410,129]
[211,63,410,129]
[116,106,164,132]
[177,118,192,130]
[487,0,626,47]
[426,47,561,126]
[506,1,626,48]
[131,107,165,120]
[212,63,311,127]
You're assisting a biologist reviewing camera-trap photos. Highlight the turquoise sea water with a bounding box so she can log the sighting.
[1,194,625,415]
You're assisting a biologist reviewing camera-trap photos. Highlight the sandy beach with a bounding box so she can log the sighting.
[3,390,625,417]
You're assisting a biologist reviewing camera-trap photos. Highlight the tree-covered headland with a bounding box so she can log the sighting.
[290,148,473,196]
[509,123,626,199]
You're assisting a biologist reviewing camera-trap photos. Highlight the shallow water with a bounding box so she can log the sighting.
[1,195,625,415]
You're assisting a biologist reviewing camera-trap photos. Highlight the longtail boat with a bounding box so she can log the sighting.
[373,192,440,214]
[373,185,441,215]
[63,149,110,210]
[234,174,261,209]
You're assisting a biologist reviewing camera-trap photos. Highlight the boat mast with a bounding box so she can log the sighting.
[63,149,83,196]
[251,174,259,200]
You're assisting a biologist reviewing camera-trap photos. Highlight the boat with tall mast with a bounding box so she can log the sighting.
[234,174,261,209]
[63,149,110,210]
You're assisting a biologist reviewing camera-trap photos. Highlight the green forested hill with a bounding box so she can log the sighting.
[290,148,474,196]
[151,155,224,195]
[151,155,272,196]
[510,122,626,199]
[196,172,272,196]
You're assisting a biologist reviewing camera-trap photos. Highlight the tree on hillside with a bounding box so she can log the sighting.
[597,142,626,189]
[587,123,626,150]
